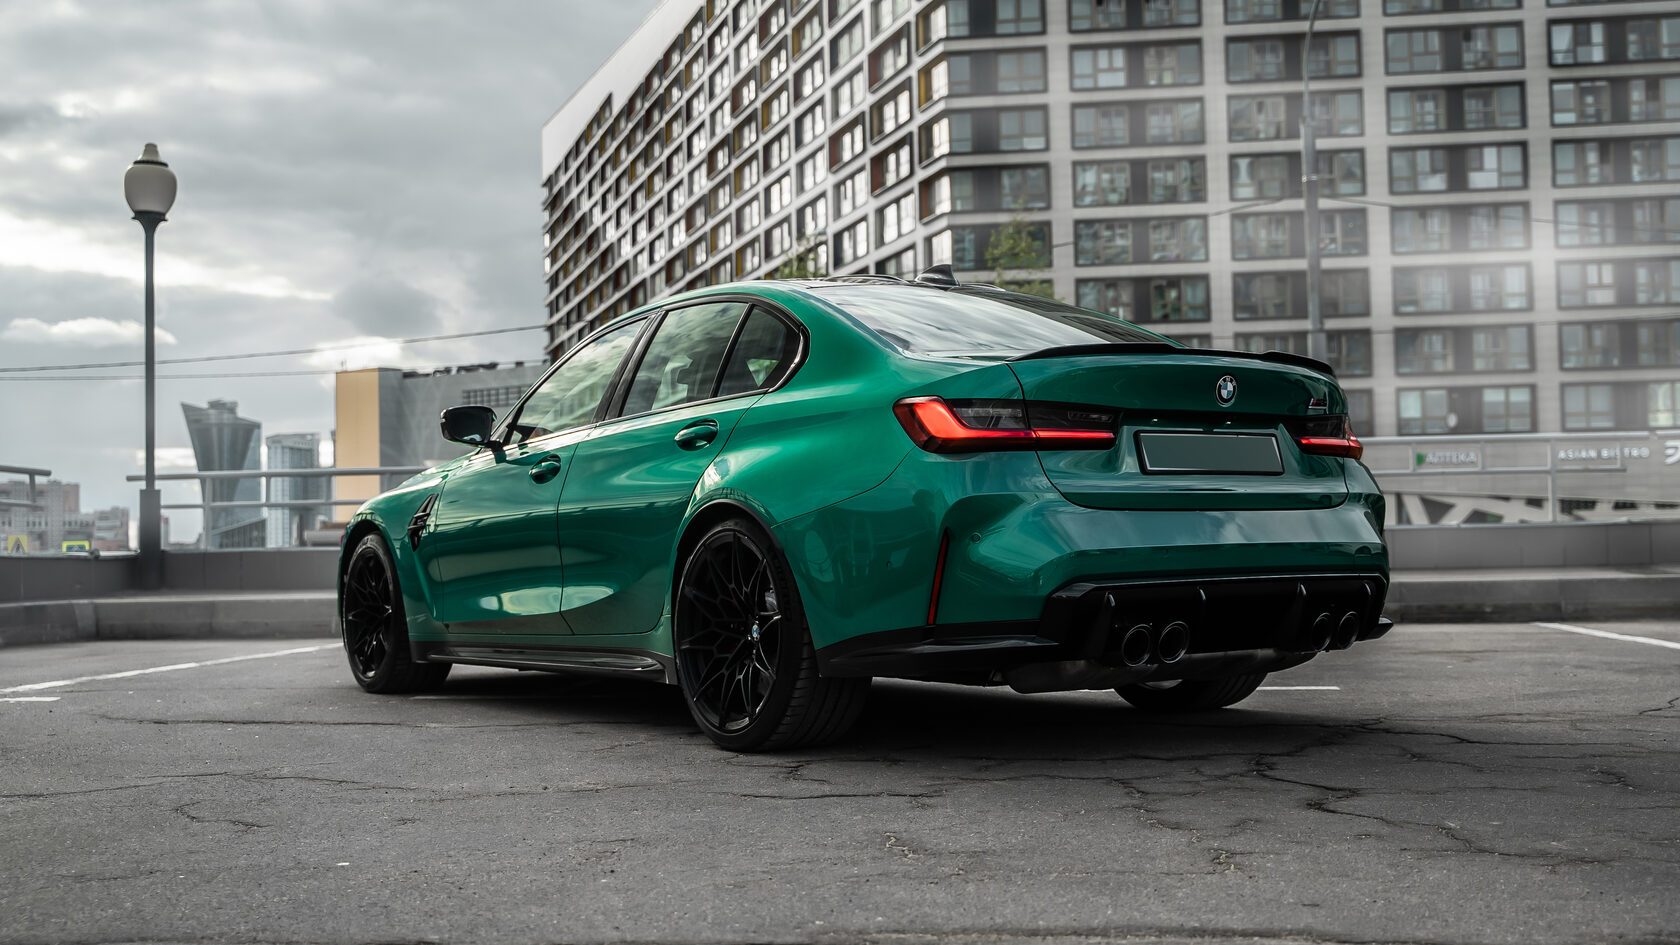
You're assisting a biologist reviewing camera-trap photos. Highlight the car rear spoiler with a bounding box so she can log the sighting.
[1006,343,1336,378]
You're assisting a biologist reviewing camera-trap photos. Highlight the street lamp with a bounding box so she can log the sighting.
[1301,0,1327,364]
[125,143,176,588]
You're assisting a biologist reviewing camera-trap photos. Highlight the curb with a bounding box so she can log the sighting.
[0,593,337,649]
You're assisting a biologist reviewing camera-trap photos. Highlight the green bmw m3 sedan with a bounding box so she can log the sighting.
[338,270,1389,751]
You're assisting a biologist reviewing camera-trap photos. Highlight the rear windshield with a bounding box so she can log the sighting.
[813,285,1172,357]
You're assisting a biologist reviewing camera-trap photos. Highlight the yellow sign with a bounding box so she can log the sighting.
[5,535,27,554]
[62,540,91,553]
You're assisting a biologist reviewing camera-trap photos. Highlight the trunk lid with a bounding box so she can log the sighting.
[1006,350,1349,511]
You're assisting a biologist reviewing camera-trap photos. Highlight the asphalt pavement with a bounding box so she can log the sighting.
[2,621,1678,945]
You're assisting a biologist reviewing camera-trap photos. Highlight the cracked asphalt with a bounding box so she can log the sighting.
[1,621,1677,945]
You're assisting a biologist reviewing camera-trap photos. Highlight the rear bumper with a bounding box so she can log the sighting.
[817,571,1390,686]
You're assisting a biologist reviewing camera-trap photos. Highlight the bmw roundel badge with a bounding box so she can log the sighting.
[1215,375,1237,407]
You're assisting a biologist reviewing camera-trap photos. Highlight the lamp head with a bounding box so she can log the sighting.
[124,143,177,218]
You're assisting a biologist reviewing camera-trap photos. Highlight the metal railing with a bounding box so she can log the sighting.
[123,466,425,547]
[0,464,52,508]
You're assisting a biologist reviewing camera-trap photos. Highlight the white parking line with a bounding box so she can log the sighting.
[0,696,61,703]
[0,644,338,694]
[1533,622,1680,652]
[1258,685,1341,691]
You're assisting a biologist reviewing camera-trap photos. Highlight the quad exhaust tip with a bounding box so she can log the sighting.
[1155,621,1190,664]
[1309,613,1335,652]
[1330,611,1361,650]
[1119,623,1153,667]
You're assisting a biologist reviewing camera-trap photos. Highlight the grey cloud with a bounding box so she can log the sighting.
[332,278,444,337]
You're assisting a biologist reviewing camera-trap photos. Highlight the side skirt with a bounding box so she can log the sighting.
[412,641,676,685]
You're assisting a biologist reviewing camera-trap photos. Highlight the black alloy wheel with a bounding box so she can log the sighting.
[1116,673,1267,713]
[340,533,449,694]
[674,518,868,752]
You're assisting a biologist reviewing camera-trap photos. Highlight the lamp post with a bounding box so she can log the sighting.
[124,143,177,589]
[1301,0,1327,364]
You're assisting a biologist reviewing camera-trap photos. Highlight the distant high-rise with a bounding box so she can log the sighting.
[265,433,327,548]
[182,399,265,549]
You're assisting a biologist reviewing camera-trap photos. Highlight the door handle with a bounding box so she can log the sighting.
[674,419,720,451]
[528,453,564,484]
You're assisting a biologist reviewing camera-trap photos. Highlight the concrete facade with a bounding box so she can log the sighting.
[540,0,1680,441]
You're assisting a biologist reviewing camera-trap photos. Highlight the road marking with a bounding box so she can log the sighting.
[0,644,338,694]
[0,696,61,703]
[1258,685,1341,691]
[1533,622,1680,652]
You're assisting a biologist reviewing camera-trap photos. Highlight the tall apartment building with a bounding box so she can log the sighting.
[265,433,328,548]
[541,0,1680,439]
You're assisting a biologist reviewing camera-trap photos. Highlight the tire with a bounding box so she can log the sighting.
[1116,673,1267,713]
[673,517,869,752]
[340,532,450,694]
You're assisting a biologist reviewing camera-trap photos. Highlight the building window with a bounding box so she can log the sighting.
[1395,269,1451,313]
[1145,44,1202,86]
[1144,0,1201,26]
[1552,80,1611,125]
[1472,326,1532,371]
[1563,384,1615,430]
[1631,138,1680,182]
[1397,388,1451,434]
[1636,320,1680,366]
[831,16,865,68]
[1070,0,1129,30]
[996,0,1045,33]
[1556,201,1614,246]
[1386,29,1444,73]
[870,85,913,138]
[1001,165,1051,209]
[1230,154,1291,200]
[1558,261,1618,306]
[1464,85,1524,130]
[1320,209,1366,255]
[1148,157,1206,202]
[1077,278,1134,319]
[1389,88,1447,133]
[1229,95,1287,141]
[1637,259,1680,303]
[1076,220,1132,265]
[1397,329,1455,373]
[1650,381,1680,427]
[1391,148,1448,192]
[834,167,867,216]
[1149,276,1210,320]
[1550,21,1607,65]
[999,108,1049,150]
[1464,25,1523,70]
[998,50,1048,92]
[1146,101,1203,143]
[1072,45,1128,89]
[1482,386,1534,432]
[1627,17,1680,62]
[1227,39,1286,81]
[1469,265,1530,311]
[1467,144,1525,189]
[1553,140,1608,186]
[1392,208,1451,253]
[1234,272,1294,318]
[1072,103,1129,147]
[1630,77,1680,121]
[1468,205,1528,249]
[1560,322,1621,367]
[1074,161,1131,206]
[1233,213,1292,259]
[1149,217,1208,261]
[1324,270,1370,315]
[1310,90,1364,136]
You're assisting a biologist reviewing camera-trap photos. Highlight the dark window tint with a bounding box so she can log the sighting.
[719,309,801,396]
[621,302,748,415]
[509,319,643,443]
[815,285,1171,356]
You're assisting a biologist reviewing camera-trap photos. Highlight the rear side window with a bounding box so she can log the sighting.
[718,309,800,397]
[816,285,1170,357]
[620,301,747,416]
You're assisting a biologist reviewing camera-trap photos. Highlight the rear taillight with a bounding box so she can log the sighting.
[1291,415,1363,460]
[894,397,1117,453]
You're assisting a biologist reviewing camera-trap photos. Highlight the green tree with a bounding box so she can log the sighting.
[985,214,1055,299]
[772,233,828,280]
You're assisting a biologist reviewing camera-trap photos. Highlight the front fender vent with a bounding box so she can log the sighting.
[407,493,439,550]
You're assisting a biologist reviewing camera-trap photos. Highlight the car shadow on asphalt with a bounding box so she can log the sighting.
[419,669,1395,759]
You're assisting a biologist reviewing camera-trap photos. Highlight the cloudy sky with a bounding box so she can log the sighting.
[0,0,664,541]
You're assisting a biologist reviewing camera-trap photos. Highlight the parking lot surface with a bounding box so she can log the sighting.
[2,621,1677,945]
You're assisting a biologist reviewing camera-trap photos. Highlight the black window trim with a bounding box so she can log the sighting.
[491,314,655,448]
[599,293,811,426]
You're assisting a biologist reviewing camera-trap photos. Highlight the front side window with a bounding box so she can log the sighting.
[509,320,644,443]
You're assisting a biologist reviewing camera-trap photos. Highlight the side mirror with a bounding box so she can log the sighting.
[440,405,497,447]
